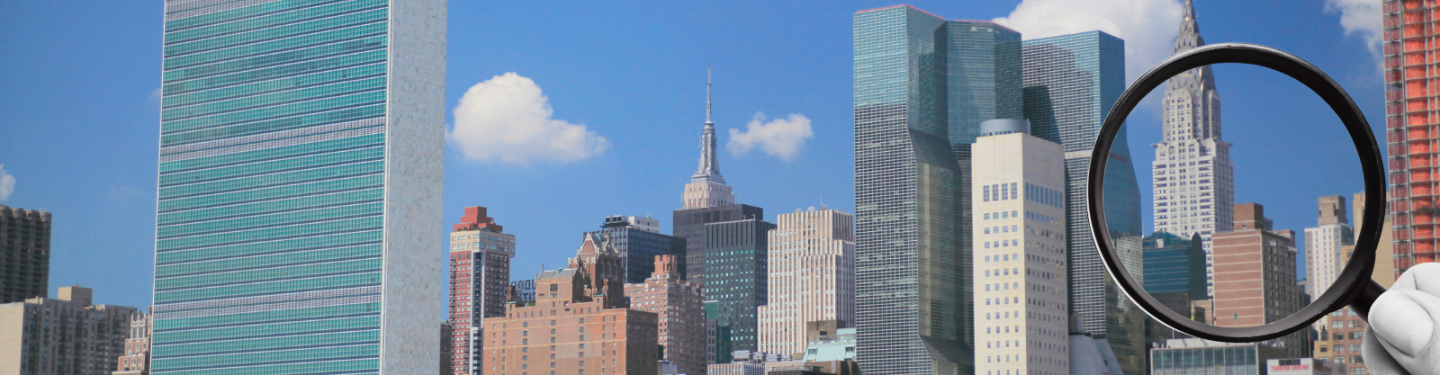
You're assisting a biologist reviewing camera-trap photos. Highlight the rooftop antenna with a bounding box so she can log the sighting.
[707,62,713,124]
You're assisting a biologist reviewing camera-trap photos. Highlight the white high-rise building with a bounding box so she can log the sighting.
[1152,0,1235,298]
[1304,195,1354,331]
[972,120,1070,375]
[758,207,855,358]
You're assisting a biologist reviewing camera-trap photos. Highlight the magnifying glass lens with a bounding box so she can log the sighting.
[1090,57,1374,347]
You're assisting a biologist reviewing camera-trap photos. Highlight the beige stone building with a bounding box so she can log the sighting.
[0,286,136,375]
[111,309,150,375]
[483,266,658,375]
[625,255,705,375]
[757,206,854,359]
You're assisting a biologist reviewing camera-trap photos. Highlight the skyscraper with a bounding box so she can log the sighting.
[853,5,973,374]
[586,215,688,283]
[0,205,50,303]
[1383,0,1437,275]
[705,218,776,354]
[673,69,764,287]
[758,206,855,359]
[1303,196,1353,331]
[151,1,445,373]
[1022,31,1145,374]
[971,120,1070,375]
[1151,0,1236,299]
[449,207,516,375]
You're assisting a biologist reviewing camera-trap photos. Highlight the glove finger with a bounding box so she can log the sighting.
[1367,289,1440,374]
[1365,327,1410,375]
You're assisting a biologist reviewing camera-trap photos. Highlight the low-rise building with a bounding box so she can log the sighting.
[0,286,137,375]
[482,266,658,375]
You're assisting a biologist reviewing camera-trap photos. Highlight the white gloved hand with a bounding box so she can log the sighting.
[1364,262,1440,374]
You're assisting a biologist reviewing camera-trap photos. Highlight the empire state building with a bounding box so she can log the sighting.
[1152,0,1235,297]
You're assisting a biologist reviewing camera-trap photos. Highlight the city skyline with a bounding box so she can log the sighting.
[0,1,1384,311]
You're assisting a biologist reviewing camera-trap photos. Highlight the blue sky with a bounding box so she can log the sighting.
[0,0,1384,309]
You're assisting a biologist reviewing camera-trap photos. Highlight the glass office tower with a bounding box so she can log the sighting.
[854,5,972,375]
[1022,31,1146,375]
[151,1,444,374]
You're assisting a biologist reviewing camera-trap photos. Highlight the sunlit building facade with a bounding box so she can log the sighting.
[971,122,1070,375]
[853,5,973,374]
[1021,30,1146,375]
[449,206,516,375]
[151,1,445,373]
[1384,0,1440,275]
[1152,0,1236,299]
[758,207,855,359]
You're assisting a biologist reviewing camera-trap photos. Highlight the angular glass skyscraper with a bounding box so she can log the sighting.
[853,5,971,375]
[1022,31,1146,375]
[150,1,444,374]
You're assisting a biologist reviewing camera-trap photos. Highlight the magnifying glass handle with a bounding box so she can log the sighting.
[1351,279,1387,322]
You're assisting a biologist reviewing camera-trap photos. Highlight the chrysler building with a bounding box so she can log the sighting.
[1152,0,1235,297]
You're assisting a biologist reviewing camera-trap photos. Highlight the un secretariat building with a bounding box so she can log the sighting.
[148,0,445,374]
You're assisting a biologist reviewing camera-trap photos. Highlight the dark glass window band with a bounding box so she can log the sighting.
[1087,43,1387,342]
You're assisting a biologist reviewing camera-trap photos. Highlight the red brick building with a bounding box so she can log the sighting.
[1211,203,1308,358]
[626,255,706,375]
[483,266,659,375]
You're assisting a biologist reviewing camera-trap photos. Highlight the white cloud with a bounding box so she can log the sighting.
[0,165,13,201]
[108,184,143,203]
[727,113,813,161]
[448,72,610,166]
[994,0,1184,85]
[1325,0,1382,59]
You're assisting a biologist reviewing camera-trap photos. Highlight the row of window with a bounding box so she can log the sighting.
[165,21,386,70]
[166,2,385,51]
[983,183,1020,202]
[157,230,380,265]
[158,187,381,225]
[155,302,377,332]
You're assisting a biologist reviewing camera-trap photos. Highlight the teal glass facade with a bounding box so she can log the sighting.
[1142,231,1207,314]
[152,0,444,374]
[702,218,775,354]
[1022,31,1147,375]
[853,6,972,375]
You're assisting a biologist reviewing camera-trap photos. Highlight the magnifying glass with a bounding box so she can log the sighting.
[1087,43,1387,342]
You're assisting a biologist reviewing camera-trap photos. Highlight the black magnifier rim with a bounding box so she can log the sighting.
[1088,43,1385,342]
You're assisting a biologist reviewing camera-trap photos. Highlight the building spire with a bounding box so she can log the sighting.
[1174,0,1204,54]
[707,65,713,124]
[693,67,724,184]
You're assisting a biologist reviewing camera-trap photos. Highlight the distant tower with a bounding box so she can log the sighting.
[757,206,855,359]
[586,215,687,283]
[0,206,50,303]
[674,68,764,287]
[684,68,737,210]
[1304,196,1353,332]
[449,207,516,375]
[1151,0,1235,298]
